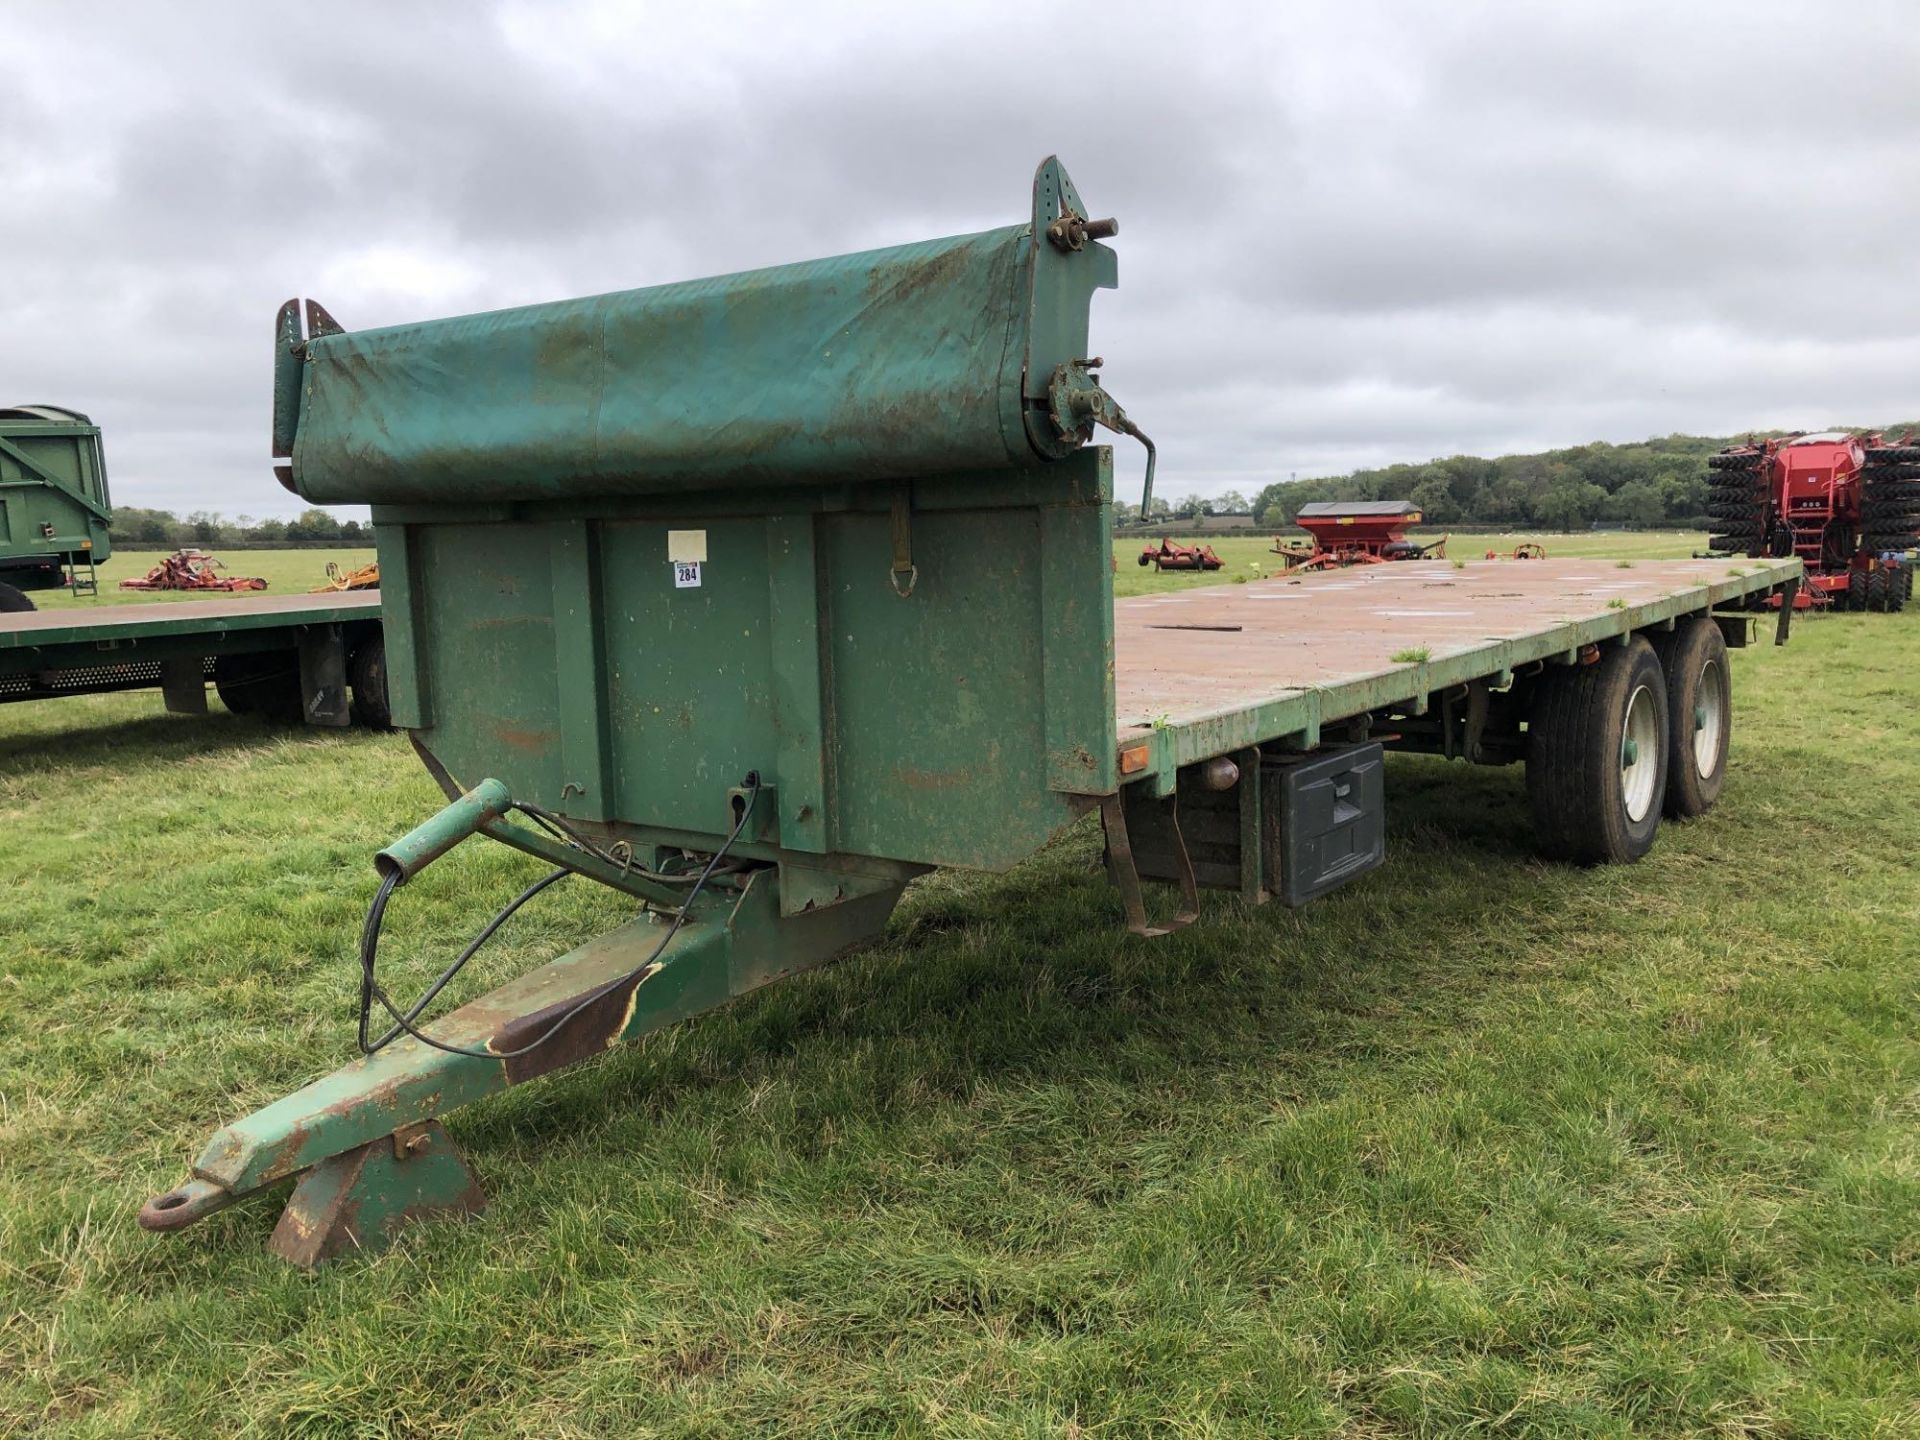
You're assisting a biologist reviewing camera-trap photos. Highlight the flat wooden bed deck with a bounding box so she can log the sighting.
[1113,556,1798,765]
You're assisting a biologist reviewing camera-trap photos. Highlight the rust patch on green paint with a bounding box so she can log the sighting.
[493,724,557,753]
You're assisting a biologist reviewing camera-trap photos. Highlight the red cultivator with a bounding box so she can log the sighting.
[119,550,269,593]
[1138,538,1224,571]
[1708,432,1916,611]
[1272,500,1447,570]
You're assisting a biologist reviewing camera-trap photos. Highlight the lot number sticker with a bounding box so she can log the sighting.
[674,561,703,589]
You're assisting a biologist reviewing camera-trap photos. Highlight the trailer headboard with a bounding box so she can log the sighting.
[275,159,1133,879]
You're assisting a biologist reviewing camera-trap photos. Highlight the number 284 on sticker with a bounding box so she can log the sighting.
[673,561,702,589]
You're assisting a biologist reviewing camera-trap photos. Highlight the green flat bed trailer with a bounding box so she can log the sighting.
[138,159,1802,1264]
[0,591,386,726]
[0,404,112,600]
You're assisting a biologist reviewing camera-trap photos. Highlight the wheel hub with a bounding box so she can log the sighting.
[1621,683,1660,823]
[1693,659,1726,779]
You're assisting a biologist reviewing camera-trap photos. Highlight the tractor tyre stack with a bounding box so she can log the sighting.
[1706,450,1770,557]
[1861,448,1920,563]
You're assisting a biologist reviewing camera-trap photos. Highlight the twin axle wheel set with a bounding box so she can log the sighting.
[1525,617,1731,865]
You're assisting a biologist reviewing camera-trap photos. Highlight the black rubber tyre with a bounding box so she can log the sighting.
[1709,452,1763,470]
[1866,445,1920,465]
[1650,619,1730,819]
[0,581,35,613]
[1863,505,1920,531]
[1868,571,1891,612]
[1848,569,1868,610]
[349,634,391,729]
[214,651,305,725]
[1526,636,1670,865]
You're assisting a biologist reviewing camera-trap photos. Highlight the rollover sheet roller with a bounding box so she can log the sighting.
[274,157,1141,505]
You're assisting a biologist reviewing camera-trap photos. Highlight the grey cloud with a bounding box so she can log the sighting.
[3,0,1917,517]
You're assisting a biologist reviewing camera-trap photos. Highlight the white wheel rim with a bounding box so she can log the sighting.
[1621,683,1660,823]
[1693,658,1727,779]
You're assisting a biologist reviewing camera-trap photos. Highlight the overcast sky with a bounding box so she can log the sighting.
[6,1,1919,518]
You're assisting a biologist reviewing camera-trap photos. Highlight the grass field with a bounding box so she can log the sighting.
[3,537,1917,1436]
[28,549,379,611]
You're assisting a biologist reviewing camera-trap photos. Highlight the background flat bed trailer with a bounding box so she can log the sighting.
[0,590,384,726]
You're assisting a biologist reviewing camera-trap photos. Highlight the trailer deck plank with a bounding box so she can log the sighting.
[1114,558,1795,759]
[0,591,381,649]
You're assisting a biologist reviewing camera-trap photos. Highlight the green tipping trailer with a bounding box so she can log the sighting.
[0,404,112,603]
[0,591,387,727]
[139,159,1802,1264]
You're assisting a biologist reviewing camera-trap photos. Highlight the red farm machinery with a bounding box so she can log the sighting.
[1707,431,1917,611]
[119,549,269,593]
[1272,500,1446,570]
[1137,537,1224,571]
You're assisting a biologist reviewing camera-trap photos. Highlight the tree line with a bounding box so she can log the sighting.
[108,507,368,547]
[1115,426,1919,531]
[112,424,1920,544]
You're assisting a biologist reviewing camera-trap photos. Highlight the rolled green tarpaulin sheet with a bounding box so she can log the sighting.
[280,160,1119,505]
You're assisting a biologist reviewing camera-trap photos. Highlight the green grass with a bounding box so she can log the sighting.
[31,548,378,611]
[2,571,1917,1435]
[1390,647,1431,664]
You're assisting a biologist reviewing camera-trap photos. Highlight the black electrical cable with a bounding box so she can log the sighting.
[357,864,572,1054]
[357,777,760,1062]
[514,799,743,885]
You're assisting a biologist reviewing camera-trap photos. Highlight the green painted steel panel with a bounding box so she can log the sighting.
[819,455,1111,868]
[407,523,565,800]
[390,452,1113,873]
[600,516,781,832]
[0,405,113,569]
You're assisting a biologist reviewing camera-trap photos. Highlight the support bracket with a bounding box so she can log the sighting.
[1100,790,1200,937]
[297,625,352,727]
[889,484,917,597]
[267,1120,485,1268]
[159,656,207,716]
